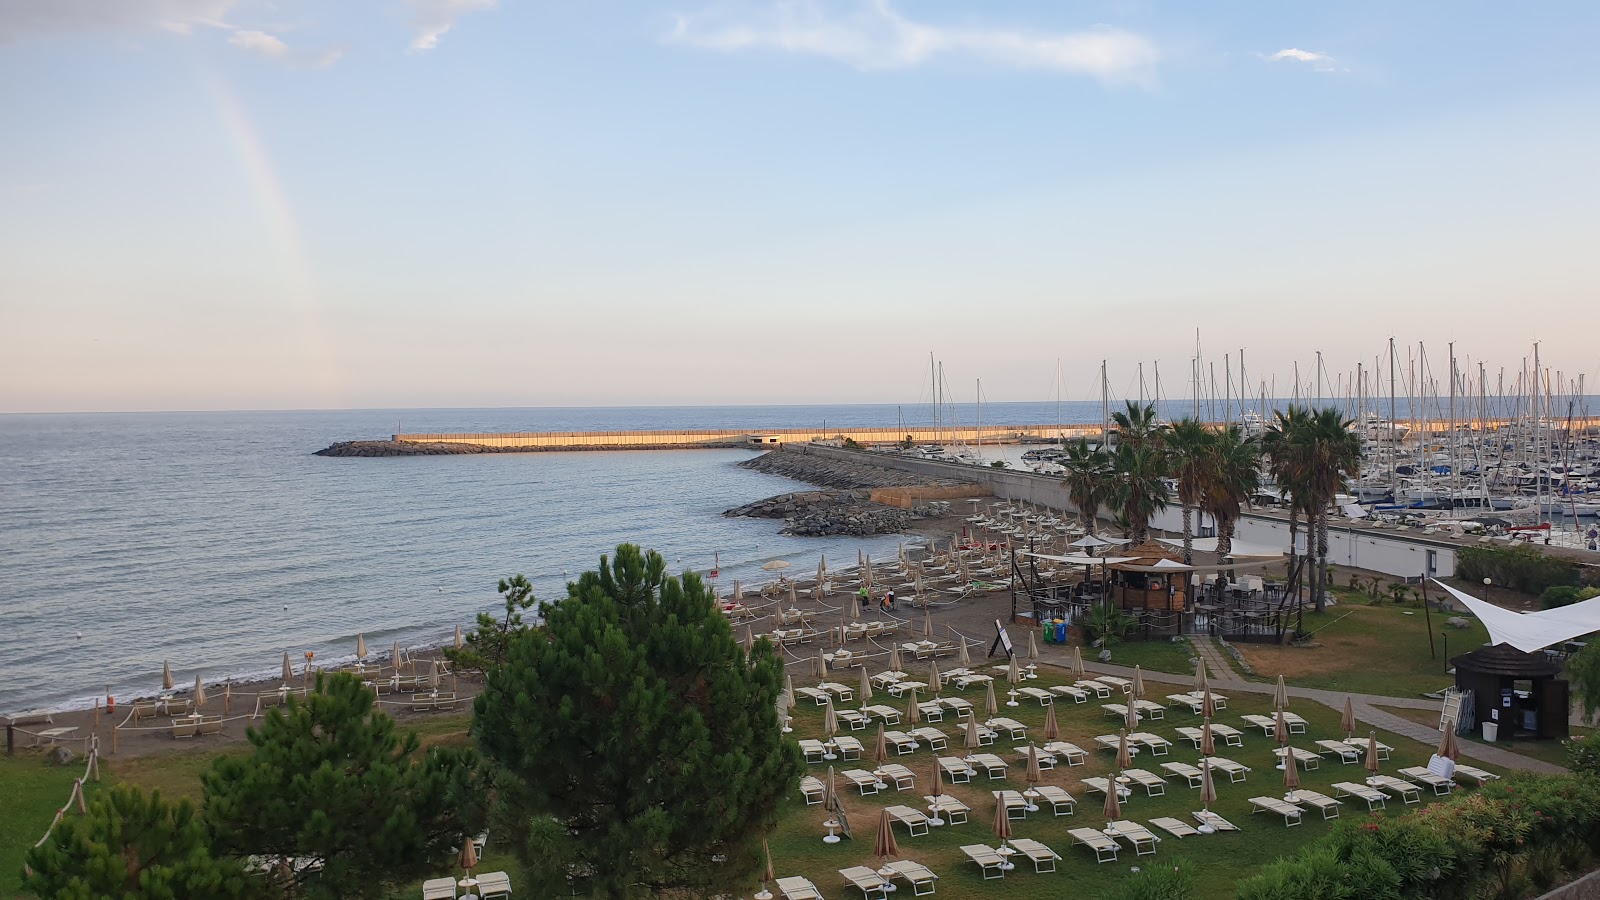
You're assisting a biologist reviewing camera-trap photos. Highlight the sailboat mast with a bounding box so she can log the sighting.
[1101,360,1110,450]
[1055,358,1063,442]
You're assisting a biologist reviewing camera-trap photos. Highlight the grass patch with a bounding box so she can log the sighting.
[1,750,100,897]
[1101,638,1197,676]
[1231,603,1488,698]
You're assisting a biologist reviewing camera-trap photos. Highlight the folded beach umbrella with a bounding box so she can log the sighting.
[784,674,796,707]
[823,699,838,740]
[356,633,367,660]
[760,841,775,897]
[392,641,402,670]
[927,757,945,823]
[1283,745,1301,790]
[825,766,838,810]
[1194,658,1208,693]
[889,643,904,672]
[905,688,921,725]
[814,654,827,680]
[743,626,754,654]
[964,716,982,753]
[958,630,971,666]
[733,581,743,601]
[1274,708,1290,750]
[1103,770,1122,821]
[1438,723,1460,761]
[1366,733,1382,774]
[1025,744,1042,791]
[1028,631,1039,661]
[1342,697,1356,741]
[1201,687,1216,720]
[1199,761,1217,811]
[1200,719,1215,757]
[984,682,999,719]
[1117,730,1133,769]
[454,625,463,649]
[875,806,900,867]
[192,674,207,709]
[1072,645,1085,680]
[992,793,1013,844]
[922,607,932,637]
[789,582,799,608]
[928,659,941,697]
[281,652,293,684]
[1131,665,1146,700]
[857,666,872,706]
[1008,654,1021,686]
[1043,702,1060,741]
[162,660,174,691]
[1274,674,1289,711]
[429,659,441,692]
[459,836,478,875]
[850,589,860,619]
[1124,695,1139,731]
[874,724,890,769]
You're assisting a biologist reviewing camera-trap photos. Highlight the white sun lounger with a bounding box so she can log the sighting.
[1129,732,1172,756]
[1176,724,1243,748]
[841,769,881,795]
[938,697,974,718]
[836,709,869,731]
[938,756,975,783]
[1080,777,1127,798]
[885,680,927,697]
[1013,745,1055,770]
[914,701,945,722]
[1201,757,1251,783]
[1077,680,1113,699]
[871,671,906,688]
[987,717,1027,740]
[1042,741,1088,766]
[924,794,969,824]
[1287,789,1342,820]
[863,704,902,724]
[1033,784,1076,816]
[882,731,919,754]
[991,789,1029,820]
[819,682,855,702]
[1133,700,1165,720]
[1398,766,1456,795]
[1193,809,1239,832]
[422,877,456,900]
[1273,747,1321,769]
[884,860,938,896]
[1367,775,1422,804]
[796,686,831,706]
[1017,686,1055,706]
[1455,764,1500,786]
[911,727,947,750]
[1331,782,1388,810]
[1167,692,1229,713]
[1050,684,1089,703]
[800,775,826,804]
[1150,816,1199,839]
[1107,820,1162,856]
[885,804,931,836]
[969,753,1009,779]
[953,673,993,689]
[1249,796,1304,826]
[1097,675,1134,694]
[1241,712,1308,735]
[798,739,827,763]
[834,736,864,760]
[878,763,916,791]
[1123,768,1167,797]
[1069,828,1120,863]
[1315,739,1362,763]
[961,844,1008,879]
[776,876,823,900]
[1160,762,1204,788]
[838,865,890,899]
[1009,837,1062,873]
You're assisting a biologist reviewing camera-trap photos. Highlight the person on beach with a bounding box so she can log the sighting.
[885,588,896,611]
[859,585,871,613]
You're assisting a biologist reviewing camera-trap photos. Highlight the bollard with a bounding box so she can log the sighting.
[6,723,13,756]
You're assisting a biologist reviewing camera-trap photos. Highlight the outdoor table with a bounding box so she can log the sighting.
[458,877,479,900]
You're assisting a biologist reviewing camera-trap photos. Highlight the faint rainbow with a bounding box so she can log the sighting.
[203,71,344,404]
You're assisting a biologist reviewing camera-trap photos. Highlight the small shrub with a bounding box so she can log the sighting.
[1459,544,1578,596]
[1541,585,1583,609]
[1110,861,1196,900]
[1567,732,1600,776]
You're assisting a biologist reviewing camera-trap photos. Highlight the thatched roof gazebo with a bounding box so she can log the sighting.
[1449,643,1568,742]
[1108,542,1192,612]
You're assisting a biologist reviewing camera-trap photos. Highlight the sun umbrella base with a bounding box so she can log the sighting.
[755,891,773,900]
[823,834,841,844]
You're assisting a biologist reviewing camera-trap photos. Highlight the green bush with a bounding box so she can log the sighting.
[1237,843,1400,900]
[1540,585,1583,609]
[1567,732,1600,776]
[1458,545,1578,596]
[1109,861,1196,900]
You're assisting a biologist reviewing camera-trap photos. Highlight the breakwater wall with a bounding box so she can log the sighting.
[390,423,1096,450]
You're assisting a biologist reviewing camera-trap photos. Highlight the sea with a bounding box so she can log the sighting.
[0,401,1119,715]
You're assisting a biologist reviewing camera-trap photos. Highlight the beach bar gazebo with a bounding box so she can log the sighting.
[1449,643,1567,742]
[1108,542,1192,612]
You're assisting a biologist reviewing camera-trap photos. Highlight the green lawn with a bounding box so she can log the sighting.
[1231,601,1490,698]
[1102,637,1197,676]
[1,751,100,897]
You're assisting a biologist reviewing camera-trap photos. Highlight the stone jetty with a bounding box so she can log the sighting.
[736,447,969,490]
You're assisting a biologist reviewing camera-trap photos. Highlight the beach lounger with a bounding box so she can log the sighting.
[1399,766,1456,795]
[1287,789,1342,820]
[130,702,160,722]
[1123,768,1168,797]
[915,702,945,722]
[1133,700,1165,720]
[1081,777,1130,799]
[938,756,975,783]
[1249,796,1304,826]
[1077,680,1113,699]
[776,875,824,900]
[1049,684,1089,703]
[1331,781,1387,810]
[1167,694,1205,713]
[1017,686,1055,706]
[1176,724,1243,748]
[1069,828,1120,863]
[937,697,974,718]
[871,672,905,688]
[1009,837,1062,873]
[991,789,1029,820]
[1093,734,1125,753]
[1240,714,1277,736]
[819,682,855,703]
[1273,747,1321,769]
[1455,764,1500,786]
[1097,675,1134,694]
[836,709,869,731]
[1103,703,1133,720]
[800,775,826,804]
[1130,732,1172,756]
[1034,784,1076,816]
[163,698,195,716]
[884,860,938,896]
[967,723,998,746]
[1042,741,1088,766]
[798,739,827,763]
[1107,820,1162,856]
[844,858,896,890]
[1367,775,1422,804]
[842,769,881,795]
[476,871,510,900]
[961,844,1008,879]
[1161,762,1204,788]
[879,763,916,791]
[925,794,969,824]
[1151,817,1200,839]
[882,731,919,754]
[1193,810,1239,832]
[1013,745,1055,770]
[987,717,1027,740]
[953,674,993,689]
[885,805,930,836]
[197,715,224,736]
[863,704,901,724]
[911,727,947,750]
[1201,757,1251,783]
[422,876,456,899]
[834,736,864,760]
[171,718,199,739]
[796,686,831,706]
[969,753,1009,779]
[885,680,927,698]
[1315,739,1362,763]
[409,692,458,711]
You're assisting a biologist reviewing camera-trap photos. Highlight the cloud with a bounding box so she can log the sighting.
[407,0,497,51]
[664,0,1160,85]
[0,0,235,42]
[1263,47,1344,73]
[227,28,343,68]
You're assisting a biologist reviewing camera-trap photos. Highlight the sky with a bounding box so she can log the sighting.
[2,1,1599,413]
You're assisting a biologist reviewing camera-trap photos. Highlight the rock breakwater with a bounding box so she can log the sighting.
[737,447,969,490]
[724,490,915,536]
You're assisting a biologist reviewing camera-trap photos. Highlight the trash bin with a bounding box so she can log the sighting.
[1055,621,1067,643]
[1482,721,1499,742]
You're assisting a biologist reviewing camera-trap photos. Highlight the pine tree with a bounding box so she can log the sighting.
[201,672,487,900]
[24,784,258,900]
[473,543,802,898]
[445,574,538,677]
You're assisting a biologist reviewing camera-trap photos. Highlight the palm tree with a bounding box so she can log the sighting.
[1109,442,1169,545]
[1061,439,1112,535]
[1199,426,1262,563]
[1111,401,1164,452]
[1263,407,1313,605]
[1302,408,1362,611]
[1167,418,1212,565]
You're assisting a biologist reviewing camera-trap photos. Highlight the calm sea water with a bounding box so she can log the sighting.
[0,402,1115,714]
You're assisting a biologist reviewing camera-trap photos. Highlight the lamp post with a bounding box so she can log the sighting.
[1483,577,1492,604]
[1442,631,1450,674]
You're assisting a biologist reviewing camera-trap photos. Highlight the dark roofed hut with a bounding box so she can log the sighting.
[1108,542,1191,613]
[1450,643,1568,742]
